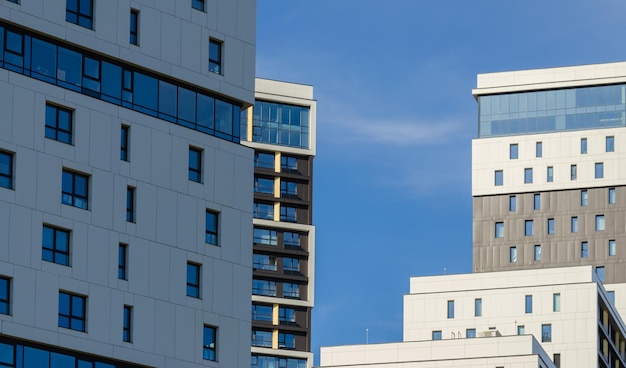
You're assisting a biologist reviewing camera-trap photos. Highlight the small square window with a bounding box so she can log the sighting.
[509,195,516,211]
[189,147,203,183]
[130,10,139,45]
[570,164,577,181]
[43,225,70,266]
[609,188,616,204]
[510,246,517,263]
[58,291,86,332]
[126,186,135,223]
[533,193,540,210]
[536,142,542,157]
[581,190,588,206]
[120,125,130,161]
[494,170,503,186]
[596,215,605,231]
[0,151,14,190]
[509,143,518,159]
[209,39,222,74]
[541,324,552,342]
[45,104,73,144]
[187,262,201,298]
[474,298,482,317]
[547,166,553,182]
[525,295,532,313]
[432,331,442,340]
[495,222,504,238]
[525,220,534,236]
[547,218,555,235]
[66,0,93,29]
[205,210,219,245]
[123,305,132,342]
[609,240,616,256]
[192,0,205,11]
[447,300,454,319]
[571,217,578,233]
[581,242,589,258]
[595,162,604,179]
[553,293,560,312]
[524,168,533,184]
[534,245,541,261]
[581,138,587,154]
[203,325,217,361]
[0,277,11,315]
[466,328,476,338]
[597,266,606,283]
[62,170,89,209]
[606,136,615,152]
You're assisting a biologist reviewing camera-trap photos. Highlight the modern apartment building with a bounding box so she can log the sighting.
[472,62,626,283]
[242,78,316,368]
[0,1,255,367]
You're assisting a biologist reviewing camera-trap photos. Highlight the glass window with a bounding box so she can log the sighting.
[118,243,128,280]
[58,291,86,332]
[283,257,300,273]
[554,354,561,368]
[251,329,272,348]
[280,206,297,222]
[553,293,560,312]
[209,39,222,74]
[534,245,541,261]
[66,0,94,29]
[547,218,555,235]
[253,228,277,246]
[186,262,201,298]
[158,80,177,121]
[126,186,135,223]
[596,215,605,231]
[524,168,532,184]
[279,307,296,324]
[495,222,504,238]
[447,300,454,319]
[509,143,518,159]
[254,202,274,220]
[509,196,516,211]
[571,164,577,180]
[432,331,442,340]
[45,104,73,144]
[581,242,589,258]
[597,266,605,283]
[525,295,532,313]
[595,162,604,179]
[536,142,542,157]
[254,152,274,169]
[130,10,139,45]
[192,0,205,11]
[466,329,476,338]
[254,177,274,194]
[123,305,132,342]
[606,136,615,152]
[278,332,295,349]
[609,188,616,204]
[188,147,202,183]
[120,125,129,161]
[525,220,533,236]
[541,324,552,342]
[510,246,517,263]
[203,325,217,361]
[253,254,276,271]
[571,217,578,233]
[494,170,503,186]
[253,101,310,149]
[517,325,525,335]
[283,282,299,298]
[252,279,276,296]
[251,305,273,322]
[62,170,89,209]
[133,72,158,113]
[205,210,218,245]
[609,240,616,256]
[0,277,10,315]
[43,225,70,266]
[608,291,616,304]
[581,138,587,154]
[0,151,13,189]
[281,156,298,172]
[534,193,540,210]
[31,39,57,83]
[581,190,588,206]
[280,181,298,199]
[474,298,482,317]
[547,166,553,182]
[284,232,300,248]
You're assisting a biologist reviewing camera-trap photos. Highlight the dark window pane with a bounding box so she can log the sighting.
[24,347,49,368]
[158,80,177,120]
[178,87,196,124]
[215,99,233,135]
[133,72,158,113]
[31,39,57,82]
[197,93,215,131]
[101,62,122,102]
[57,47,82,90]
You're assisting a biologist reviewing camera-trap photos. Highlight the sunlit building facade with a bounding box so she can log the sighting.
[242,78,316,368]
[0,0,255,367]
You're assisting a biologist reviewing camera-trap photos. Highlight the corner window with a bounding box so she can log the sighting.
[533,193,540,210]
[187,262,201,298]
[129,10,139,45]
[581,190,588,206]
[581,241,589,258]
[606,136,615,152]
[547,166,553,182]
[547,218,555,235]
[209,39,222,74]
[534,245,541,261]
[118,243,128,280]
[609,188,616,204]
[192,0,205,11]
[524,168,532,184]
[553,293,560,312]
[474,298,482,317]
[581,138,587,154]
[189,147,203,183]
[120,125,129,161]
[596,215,605,231]
[205,210,219,245]
[203,325,217,361]
[495,222,504,238]
[524,220,534,236]
[0,151,14,189]
[494,170,503,186]
[536,142,542,157]
[58,291,86,332]
[123,305,132,342]
[42,225,70,266]
[466,329,476,338]
[510,246,517,263]
[609,240,616,256]
[570,164,577,180]
[432,331,442,340]
[595,162,604,179]
[541,324,552,342]
[126,186,135,222]
[447,300,454,319]
[597,266,606,282]
[62,170,89,209]
[571,217,578,233]
[45,104,73,144]
[66,0,94,29]
[525,295,532,313]
[509,196,516,211]
[0,277,10,315]
[509,143,518,159]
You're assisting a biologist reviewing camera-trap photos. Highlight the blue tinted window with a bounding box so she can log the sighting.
[24,347,49,368]
[536,142,542,157]
[597,267,605,283]
[474,298,482,316]
[126,187,135,222]
[581,138,588,154]
[466,329,476,338]
[58,291,86,332]
[609,240,616,256]
[188,147,202,183]
[118,243,127,280]
[571,164,577,180]
[571,217,578,233]
[187,263,200,298]
[254,178,274,194]
[0,151,13,189]
[525,220,533,236]
[547,218,555,235]
[595,162,604,178]
[197,93,215,132]
[255,152,274,169]
[0,277,10,315]
[178,87,196,125]
[447,300,454,318]
[252,305,273,322]
[432,331,442,340]
[252,279,276,296]
[158,80,177,121]
[45,104,73,144]
[133,72,157,114]
[509,196,516,211]
[607,136,615,152]
[253,101,310,148]
[280,206,297,222]
[581,242,589,258]
[495,222,504,238]
[534,193,540,210]
[596,215,605,231]
[541,324,551,342]
[609,188,616,204]
[130,10,139,45]
[525,295,532,313]
[284,232,300,248]
[510,246,517,263]
[524,168,532,184]
[192,0,205,11]
[31,39,56,83]
[123,306,132,342]
[253,228,277,245]
[101,62,122,103]
[253,254,276,270]
[209,39,222,74]
[4,30,24,69]
[42,225,70,266]
[62,170,89,209]
[205,210,218,245]
[547,166,553,182]
[534,245,541,261]
[254,203,274,220]
[66,0,93,29]
[509,144,518,159]
[581,190,588,206]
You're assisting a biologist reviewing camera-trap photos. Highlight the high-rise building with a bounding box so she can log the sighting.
[242,78,316,368]
[472,62,626,284]
[0,1,255,367]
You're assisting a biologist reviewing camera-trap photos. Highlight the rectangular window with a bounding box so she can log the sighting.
[595,162,604,179]
[0,151,13,189]
[596,215,605,231]
[534,193,540,210]
[203,325,217,361]
[554,353,561,368]
[509,143,518,159]
[510,246,517,263]
[130,10,139,45]
[581,190,588,206]
[254,177,274,194]
[189,147,202,183]
[571,164,577,180]
[62,170,89,209]
[279,307,296,324]
[474,298,482,317]
[192,0,205,11]
[541,324,552,342]
[432,331,442,340]
[0,277,10,315]
[187,262,201,298]
[517,325,525,335]
[126,186,135,223]
[118,243,128,280]
[283,282,299,298]
[123,305,132,342]
[609,188,616,204]
[547,166,553,182]
[607,136,615,152]
[252,329,272,347]
[254,202,274,220]
[525,220,534,236]
[254,152,274,169]
[534,245,541,261]
[66,0,93,29]
[597,266,605,282]
[253,228,277,245]
[209,39,222,74]
[252,305,273,322]
[581,242,589,258]
[608,291,616,304]
[548,218,555,235]
[609,240,616,256]
[524,168,533,184]
[284,232,300,248]
[581,138,587,154]
[495,222,504,238]
[466,329,476,338]
[42,225,70,266]
[58,291,86,332]
[205,210,218,245]
[447,300,454,319]
[253,254,276,271]
[283,257,300,273]
[281,155,298,172]
[525,295,532,313]
[45,104,73,144]
[536,142,542,157]
[553,293,560,312]
[280,206,297,222]
[252,279,276,296]
[571,217,579,233]
[509,195,516,211]
[120,125,129,161]
[278,332,295,349]
[280,181,298,199]
[494,170,503,186]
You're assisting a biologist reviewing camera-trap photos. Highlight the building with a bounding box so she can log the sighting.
[320,266,621,368]
[0,0,255,367]
[472,62,626,283]
[242,78,316,368]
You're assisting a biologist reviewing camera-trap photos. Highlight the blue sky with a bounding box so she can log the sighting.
[255,0,626,361]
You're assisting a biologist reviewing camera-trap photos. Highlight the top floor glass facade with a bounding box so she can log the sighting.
[247,100,310,149]
[478,84,626,138]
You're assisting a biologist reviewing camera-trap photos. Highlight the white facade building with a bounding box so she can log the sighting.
[0,1,255,367]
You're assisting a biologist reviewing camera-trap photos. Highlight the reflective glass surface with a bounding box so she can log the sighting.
[253,101,310,148]
[251,305,273,322]
[253,228,277,245]
[0,151,12,189]
[251,355,307,368]
[0,277,9,315]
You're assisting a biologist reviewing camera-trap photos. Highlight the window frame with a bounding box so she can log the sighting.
[524,168,532,184]
[65,0,94,30]
[58,291,86,332]
[547,218,555,235]
[571,216,578,233]
[205,210,219,245]
[510,246,517,263]
[0,276,10,315]
[596,215,605,231]
[494,170,503,186]
[474,298,482,317]
[203,325,217,361]
[62,169,89,210]
[581,241,589,258]
[187,262,201,298]
[129,9,139,46]
[547,166,553,182]
[534,245,541,261]
[525,295,532,314]
[553,293,560,312]
[509,195,516,212]
[208,38,222,75]
[447,300,454,319]
[597,266,606,282]
[432,331,442,340]
[536,141,542,157]
[118,243,128,280]
[278,332,296,350]
[581,190,588,206]
[533,193,540,210]
[123,305,132,342]
[126,186,135,223]
[570,164,577,180]
[283,282,299,299]
[606,136,615,152]
[495,222,504,238]
[509,143,518,159]
[45,103,73,145]
[192,0,205,12]
[524,220,534,236]
[581,137,587,154]
[188,146,203,183]
[42,224,70,266]
[120,125,130,161]
[0,150,14,190]
[609,240,616,256]
[609,187,616,204]
[541,324,552,342]
[466,328,476,338]
[595,162,604,179]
